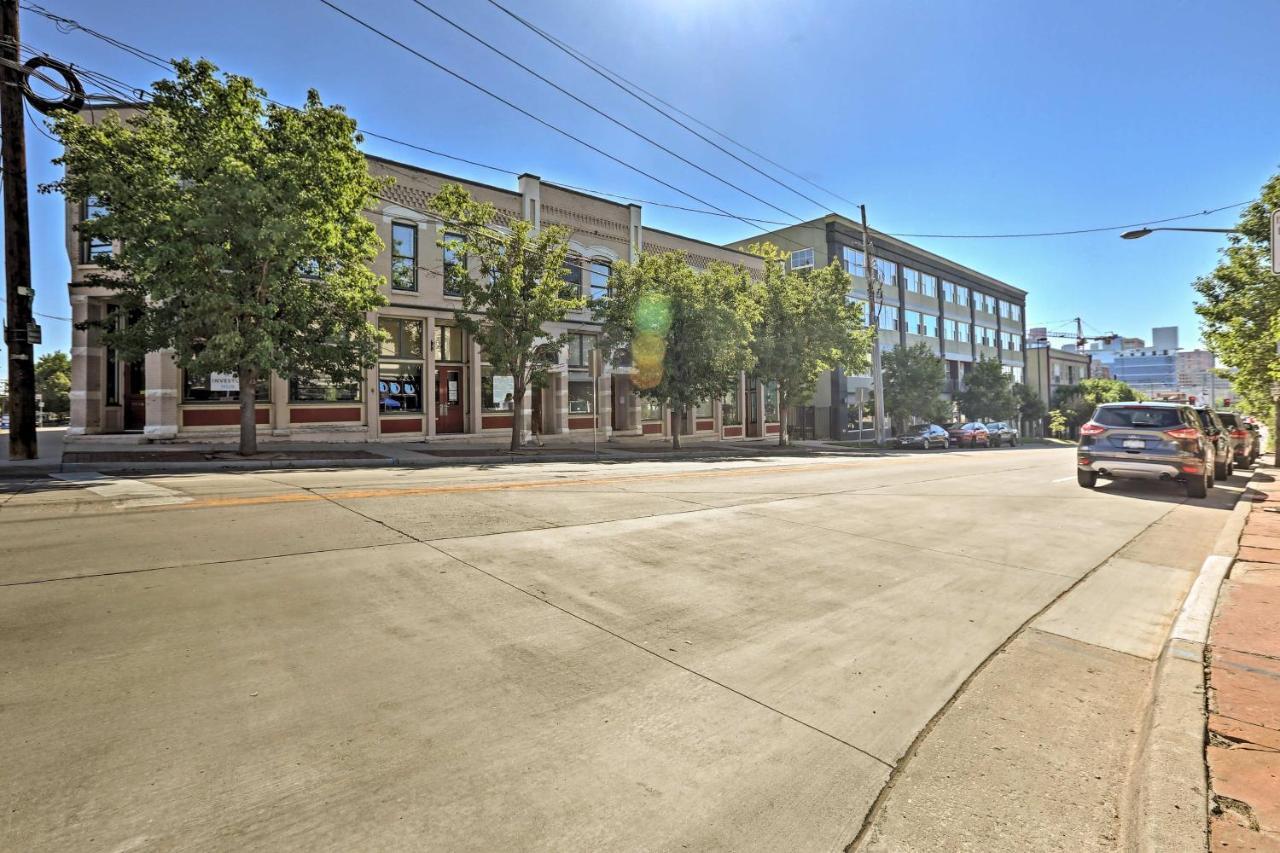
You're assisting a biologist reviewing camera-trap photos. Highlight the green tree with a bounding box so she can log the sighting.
[746,244,871,446]
[1048,409,1068,438]
[35,351,72,416]
[880,342,947,434]
[1052,377,1142,433]
[1194,171,1280,424]
[47,60,387,454]
[597,251,757,449]
[957,357,1015,422]
[1013,382,1046,432]
[429,183,582,451]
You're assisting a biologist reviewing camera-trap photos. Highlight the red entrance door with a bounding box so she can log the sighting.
[435,367,464,433]
[123,361,146,431]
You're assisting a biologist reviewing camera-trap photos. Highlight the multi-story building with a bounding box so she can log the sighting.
[65,147,779,443]
[724,215,1028,437]
[1110,326,1179,396]
[1024,343,1092,430]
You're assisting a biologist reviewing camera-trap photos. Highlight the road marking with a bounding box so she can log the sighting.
[1051,475,1076,483]
[50,472,193,508]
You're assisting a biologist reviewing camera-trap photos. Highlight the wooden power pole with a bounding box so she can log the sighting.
[1,0,38,459]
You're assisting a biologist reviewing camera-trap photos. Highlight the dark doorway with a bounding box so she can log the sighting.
[746,382,761,437]
[123,361,146,431]
[435,367,464,433]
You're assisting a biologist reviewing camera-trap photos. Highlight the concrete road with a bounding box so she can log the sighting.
[0,446,1246,851]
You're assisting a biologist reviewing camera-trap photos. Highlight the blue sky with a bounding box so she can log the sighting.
[8,0,1279,361]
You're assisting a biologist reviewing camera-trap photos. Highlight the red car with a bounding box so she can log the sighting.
[948,422,991,448]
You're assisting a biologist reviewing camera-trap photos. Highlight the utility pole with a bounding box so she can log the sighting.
[861,204,885,446]
[2,0,38,459]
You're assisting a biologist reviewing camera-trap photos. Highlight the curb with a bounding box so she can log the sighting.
[1128,473,1258,853]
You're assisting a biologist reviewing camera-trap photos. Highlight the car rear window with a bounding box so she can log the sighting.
[907,424,929,434]
[1093,407,1183,429]
[1217,413,1239,428]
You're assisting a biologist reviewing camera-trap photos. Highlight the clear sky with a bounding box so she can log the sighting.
[7,0,1279,362]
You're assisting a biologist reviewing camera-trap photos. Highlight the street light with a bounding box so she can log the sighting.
[1120,226,1239,240]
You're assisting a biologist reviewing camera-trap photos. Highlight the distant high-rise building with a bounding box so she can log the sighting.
[1110,327,1180,394]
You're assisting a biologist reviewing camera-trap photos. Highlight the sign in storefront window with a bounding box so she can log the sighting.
[481,365,516,412]
[183,373,270,403]
[568,379,594,415]
[290,376,360,402]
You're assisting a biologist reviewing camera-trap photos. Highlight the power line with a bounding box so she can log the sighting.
[315,0,801,244]
[482,0,860,212]
[406,0,810,225]
[888,201,1252,239]
[481,0,846,217]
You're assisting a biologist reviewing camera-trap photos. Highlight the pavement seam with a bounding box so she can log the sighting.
[292,477,898,769]
[1024,625,1159,663]
[843,494,1186,852]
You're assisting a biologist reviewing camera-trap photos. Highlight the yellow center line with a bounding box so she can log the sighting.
[148,455,931,513]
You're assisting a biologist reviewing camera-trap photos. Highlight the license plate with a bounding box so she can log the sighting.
[1123,439,1145,449]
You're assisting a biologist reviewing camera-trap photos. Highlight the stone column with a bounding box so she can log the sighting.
[68,294,100,435]
[468,335,482,434]
[629,384,642,435]
[270,373,289,436]
[143,348,179,440]
[555,345,569,434]
[599,370,612,439]
[425,315,436,438]
[365,363,380,439]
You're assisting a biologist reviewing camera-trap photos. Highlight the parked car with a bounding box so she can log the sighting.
[948,422,991,448]
[1077,402,1214,498]
[893,423,950,450]
[986,421,1020,447]
[1192,406,1234,480]
[1217,411,1258,468]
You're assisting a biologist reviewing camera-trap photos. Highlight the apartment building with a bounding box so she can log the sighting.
[724,215,1028,437]
[1024,343,1091,419]
[64,149,778,443]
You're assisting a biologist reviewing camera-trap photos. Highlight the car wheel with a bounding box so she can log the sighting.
[1214,453,1229,481]
[1187,469,1209,498]
[1011,436,1018,447]
[1077,469,1097,489]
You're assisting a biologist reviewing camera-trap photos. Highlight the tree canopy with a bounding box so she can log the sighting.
[35,351,72,416]
[957,357,1015,422]
[1013,382,1046,430]
[1052,377,1143,433]
[746,244,871,445]
[47,59,387,453]
[596,251,757,449]
[429,183,582,450]
[880,342,947,432]
[1194,171,1280,422]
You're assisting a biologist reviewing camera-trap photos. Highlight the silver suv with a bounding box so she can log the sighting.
[1077,402,1214,498]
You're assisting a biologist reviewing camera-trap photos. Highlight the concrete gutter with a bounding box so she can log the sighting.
[1125,472,1257,853]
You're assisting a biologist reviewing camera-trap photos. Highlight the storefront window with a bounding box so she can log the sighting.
[183,373,270,403]
[568,379,594,415]
[378,364,423,413]
[481,365,516,413]
[722,390,741,425]
[763,382,780,422]
[641,397,662,421]
[434,324,465,362]
[562,258,583,298]
[380,317,423,359]
[588,260,611,299]
[694,399,714,418]
[567,333,594,368]
[290,376,359,402]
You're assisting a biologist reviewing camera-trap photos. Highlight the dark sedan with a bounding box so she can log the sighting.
[893,423,949,450]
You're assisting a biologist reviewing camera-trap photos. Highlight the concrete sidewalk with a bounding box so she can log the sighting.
[1208,467,1280,851]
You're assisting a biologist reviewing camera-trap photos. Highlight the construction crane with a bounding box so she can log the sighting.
[1032,317,1118,350]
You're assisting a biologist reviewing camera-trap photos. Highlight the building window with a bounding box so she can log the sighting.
[920,313,938,337]
[957,322,970,343]
[589,259,611,299]
[562,257,584,298]
[904,310,921,333]
[433,325,464,362]
[480,365,516,413]
[722,389,741,425]
[290,376,359,402]
[998,299,1011,319]
[763,382,780,422]
[378,364,423,414]
[1067,365,1076,383]
[183,372,270,403]
[80,196,112,263]
[956,285,969,307]
[984,294,997,313]
[921,273,938,297]
[442,232,466,296]
[874,258,897,287]
[693,399,714,419]
[1011,304,1021,322]
[641,397,662,420]
[391,222,417,291]
[789,247,814,270]
[878,305,899,332]
[1010,366,1023,383]
[567,333,594,368]
[380,317,425,359]
[842,246,865,277]
[943,281,955,303]
[943,318,957,341]
[568,379,594,415]
[903,267,921,293]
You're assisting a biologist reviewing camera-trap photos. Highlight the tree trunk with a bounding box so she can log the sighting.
[670,408,681,450]
[778,403,789,447]
[510,382,524,452]
[238,366,258,456]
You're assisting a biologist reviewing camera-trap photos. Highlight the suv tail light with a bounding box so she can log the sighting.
[1165,426,1201,440]
[1079,422,1105,437]
[1231,429,1248,438]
